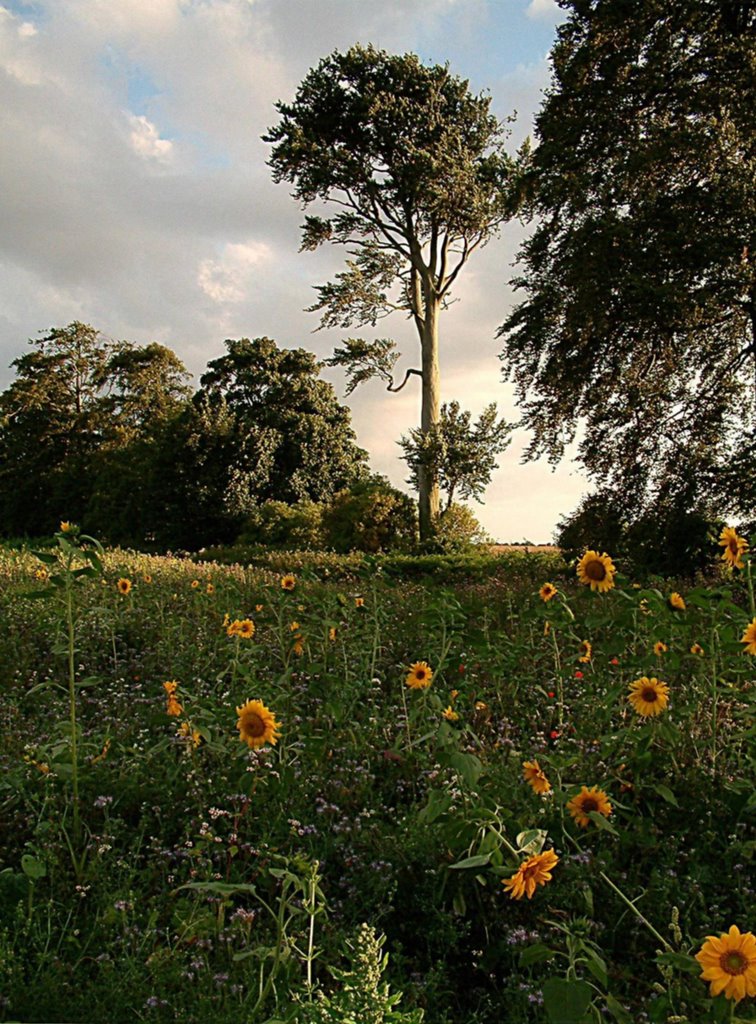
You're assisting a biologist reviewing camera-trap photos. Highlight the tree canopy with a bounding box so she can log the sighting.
[265,44,520,538]
[498,0,755,520]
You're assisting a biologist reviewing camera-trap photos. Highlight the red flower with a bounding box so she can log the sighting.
[547,691,555,698]
[458,664,466,674]
[574,670,583,679]
[610,657,619,665]
[550,729,559,740]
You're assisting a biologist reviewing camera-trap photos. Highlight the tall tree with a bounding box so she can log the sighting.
[498,0,755,519]
[265,45,520,540]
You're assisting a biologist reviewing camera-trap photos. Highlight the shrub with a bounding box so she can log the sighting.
[321,477,417,553]
[238,500,324,550]
[434,503,492,551]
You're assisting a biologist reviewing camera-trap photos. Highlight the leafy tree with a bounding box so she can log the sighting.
[153,337,368,549]
[0,323,117,533]
[265,44,520,540]
[0,323,193,541]
[399,400,512,512]
[498,0,755,519]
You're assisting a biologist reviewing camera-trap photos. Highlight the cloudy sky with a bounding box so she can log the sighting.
[0,0,590,542]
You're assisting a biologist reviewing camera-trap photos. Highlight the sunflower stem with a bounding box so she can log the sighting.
[550,626,564,728]
[64,552,81,850]
[746,557,755,618]
[598,869,673,952]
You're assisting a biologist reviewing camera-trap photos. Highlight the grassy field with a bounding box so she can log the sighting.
[1,532,755,1023]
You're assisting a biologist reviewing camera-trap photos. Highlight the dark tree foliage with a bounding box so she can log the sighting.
[499,0,756,521]
[0,323,191,538]
[153,338,369,549]
[265,44,519,539]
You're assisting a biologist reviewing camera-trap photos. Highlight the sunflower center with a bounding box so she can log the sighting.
[584,560,606,581]
[245,713,266,737]
[728,539,739,555]
[641,687,658,703]
[721,951,747,975]
[581,797,599,813]
[415,669,426,680]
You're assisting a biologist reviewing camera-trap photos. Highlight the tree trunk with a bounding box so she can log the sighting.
[418,294,441,542]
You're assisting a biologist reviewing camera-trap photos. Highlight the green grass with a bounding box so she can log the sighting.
[0,536,754,1023]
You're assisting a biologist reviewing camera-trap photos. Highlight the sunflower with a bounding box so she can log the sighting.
[628,676,669,717]
[166,696,183,717]
[290,621,300,632]
[117,577,132,596]
[163,680,179,695]
[719,526,749,570]
[690,643,705,656]
[60,521,73,532]
[34,568,48,581]
[539,582,558,602]
[328,626,337,641]
[576,551,616,593]
[292,635,305,657]
[502,849,559,900]
[567,785,613,828]
[143,574,153,584]
[191,579,200,589]
[255,604,264,612]
[281,575,296,591]
[226,619,240,637]
[741,618,756,656]
[236,619,255,640]
[179,721,202,749]
[695,925,756,1003]
[206,583,215,594]
[578,640,592,663]
[355,597,365,608]
[406,661,433,689]
[653,640,668,657]
[523,759,551,795]
[236,699,281,749]
[669,592,686,611]
[543,620,551,636]
[442,706,459,722]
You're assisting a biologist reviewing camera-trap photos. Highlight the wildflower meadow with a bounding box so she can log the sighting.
[0,526,754,1023]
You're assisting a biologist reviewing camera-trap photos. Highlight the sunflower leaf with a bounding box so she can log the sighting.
[449,853,491,870]
[587,811,618,835]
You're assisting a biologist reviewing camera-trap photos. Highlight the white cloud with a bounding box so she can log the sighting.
[197,241,272,303]
[127,114,174,164]
[526,0,561,21]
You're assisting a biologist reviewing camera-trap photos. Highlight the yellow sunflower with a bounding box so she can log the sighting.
[143,574,153,584]
[163,680,179,695]
[502,849,559,900]
[719,526,749,570]
[255,604,264,612]
[236,699,281,749]
[179,721,202,749]
[166,696,183,717]
[406,661,433,690]
[543,620,551,637]
[117,577,132,596]
[567,785,613,828]
[576,551,616,593]
[695,925,756,1003]
[653,640,668,657]
[206,583,215,594]
[328,626,337,641]
[60,521,73,532]
[355,597,365,608]
[690,642,705,656]
[191,579,200,589]
[522,759,551,795]
[669,592,686,611]
[236,619,255,640]
[539,582,558,602]
[628,676,669,717]
[442,706,459,722]
[741,617,756,656]
[578,640,592,663]
[280,575,296,591]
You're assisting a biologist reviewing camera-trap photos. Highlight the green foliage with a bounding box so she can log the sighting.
[499,0,756,520]
[321,477,418,553]
[434,503,492,552]
[556,490,716,578]
[238,500,325,551]
[400,400,513,510]
[297,924,423,1024]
